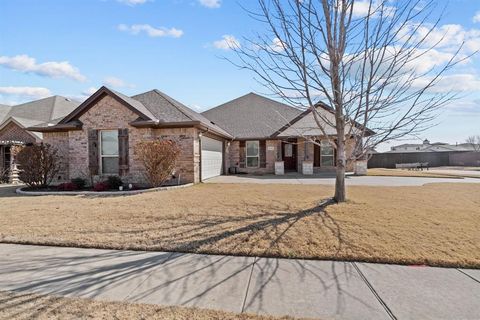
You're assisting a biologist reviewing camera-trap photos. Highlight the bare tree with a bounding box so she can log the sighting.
[230,0,471,202]
[466,135,480,152]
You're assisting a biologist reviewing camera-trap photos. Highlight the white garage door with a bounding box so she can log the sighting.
[201,136,223,181]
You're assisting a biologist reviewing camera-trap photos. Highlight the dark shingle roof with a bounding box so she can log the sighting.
[202,93,302,139]
[132,89,232,137]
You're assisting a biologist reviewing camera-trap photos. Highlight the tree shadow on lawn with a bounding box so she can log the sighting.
[0,199,373,319]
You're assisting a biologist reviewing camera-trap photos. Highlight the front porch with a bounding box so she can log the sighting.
[226,137,353,176]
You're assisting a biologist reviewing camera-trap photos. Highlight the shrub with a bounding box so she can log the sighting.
[106,175,123,189]
[93,182,109,192]
[16,143,60,188]
[57,182,78,191]
[71,177,86,189]
[136,140,181,187]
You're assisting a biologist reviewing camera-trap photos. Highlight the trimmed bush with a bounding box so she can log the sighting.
[57,182,78,191]
[136,140,181,187]
[106,176,123,190]
[16,143,60,188]
[71,177,86,189]
[93,182,109,192]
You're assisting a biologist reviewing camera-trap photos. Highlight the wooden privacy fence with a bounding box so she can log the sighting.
[368,151,460,169]
[449,152,480,166]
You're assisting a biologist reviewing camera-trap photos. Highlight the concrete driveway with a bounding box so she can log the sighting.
[205,173,480,186]
[1,243,479,320]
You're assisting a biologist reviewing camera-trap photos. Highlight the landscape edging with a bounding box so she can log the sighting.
[15,183,194,196]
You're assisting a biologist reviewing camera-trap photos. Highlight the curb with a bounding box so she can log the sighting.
[15,183,194,196]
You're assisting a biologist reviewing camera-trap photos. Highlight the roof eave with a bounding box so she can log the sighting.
[129,120,201,128]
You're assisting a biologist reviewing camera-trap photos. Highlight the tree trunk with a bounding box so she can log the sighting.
[334,137,346,202]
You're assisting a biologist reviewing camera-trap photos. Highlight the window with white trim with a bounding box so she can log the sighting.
[320,140,335,166]
[246,141,259,168]
[100,130,119,174]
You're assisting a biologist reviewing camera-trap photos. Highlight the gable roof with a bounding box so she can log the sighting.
[131,89,232,137]
[273,102,375,137]
[59,86,156,124]
[202,93,302,139]
[32,87,232,138]
[0,96,80,140]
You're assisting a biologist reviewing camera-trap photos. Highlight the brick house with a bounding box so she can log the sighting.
[0,97,79,182]
[203,93,373,175]
[28,87,372,186]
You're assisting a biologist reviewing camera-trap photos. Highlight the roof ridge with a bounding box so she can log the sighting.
[151,89,195,121]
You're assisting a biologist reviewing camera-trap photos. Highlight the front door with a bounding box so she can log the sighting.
[282,140,297,171]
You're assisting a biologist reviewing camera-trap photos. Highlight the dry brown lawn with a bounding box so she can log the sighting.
[1,183,479,268]
[0,290,294,320]
[367,168,462,178]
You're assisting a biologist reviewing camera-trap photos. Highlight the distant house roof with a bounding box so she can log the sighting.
[31,87,232,138]
[387,141,476,153]
[202,93,302,139]
[0,96,80,140]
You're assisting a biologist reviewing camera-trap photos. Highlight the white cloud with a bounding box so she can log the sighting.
[473,11,480,23]
[213,35,240,50]
[0,86,52,99]
[117,24,183,38]
[397,23,480,55]
[199,0,221,8]
[352,0,395,19]
[117,0,148,5]
[411,73,480,93]
[270,37,286,52]
[0,54,86,82]
[82,87,98,96]
[103,76,135,88]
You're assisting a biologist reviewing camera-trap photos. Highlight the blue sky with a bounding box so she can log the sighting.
[0,0,479,151]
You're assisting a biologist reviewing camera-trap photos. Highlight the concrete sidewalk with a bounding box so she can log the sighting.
[1,244,479,320]
[205,173,480,186]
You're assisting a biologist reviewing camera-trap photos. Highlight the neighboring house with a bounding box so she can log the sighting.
[203,93,373,175]
[388,139,477,153]
[28,87,372,186]
[0,96,79,182]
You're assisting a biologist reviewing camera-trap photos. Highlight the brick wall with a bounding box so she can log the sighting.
[43,131,69,183]
[44,95,200,185]
[0,121,38,144]
[226,137,358,174]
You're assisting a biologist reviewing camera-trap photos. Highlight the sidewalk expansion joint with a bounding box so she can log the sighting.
[457,269,480,284]
[241,257,257,313]
[352,262,397,320]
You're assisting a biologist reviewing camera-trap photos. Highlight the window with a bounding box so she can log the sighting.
[100,130,119,174]
[320,140,335,167]
[246,141,259,167]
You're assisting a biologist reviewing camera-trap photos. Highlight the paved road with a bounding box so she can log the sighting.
[206,174,480,186]
[1,244,479,319]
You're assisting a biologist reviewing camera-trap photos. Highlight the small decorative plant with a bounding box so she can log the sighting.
[106,175,123,190]
[93,181,109,192]
[71,177,86,189]
[57,182,78,191]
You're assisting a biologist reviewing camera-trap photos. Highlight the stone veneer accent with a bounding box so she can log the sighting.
[43,95,201,185]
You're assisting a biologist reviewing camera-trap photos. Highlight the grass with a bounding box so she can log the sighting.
[0,290,294,320]
[1,183,479,268]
